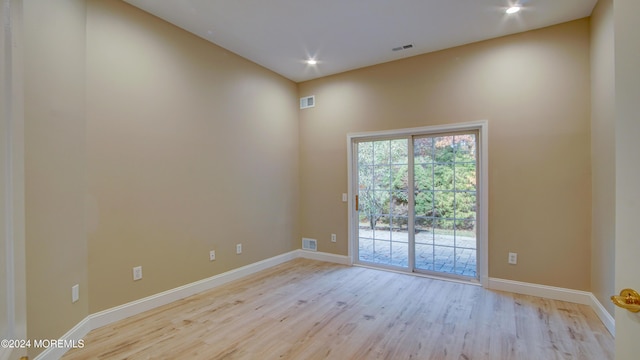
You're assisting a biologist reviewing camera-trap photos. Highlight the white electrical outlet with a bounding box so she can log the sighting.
[209,250,216,261]
[133,266,143,281]
[331,234,337,243]
[508,252,518,265]
[236,244,242,254]
[72,284,79,303]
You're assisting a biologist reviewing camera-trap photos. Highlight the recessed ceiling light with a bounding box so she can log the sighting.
[307,59,317,65]
[506,6,521,14]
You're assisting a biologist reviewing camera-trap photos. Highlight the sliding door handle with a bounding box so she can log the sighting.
[355,195,359,211]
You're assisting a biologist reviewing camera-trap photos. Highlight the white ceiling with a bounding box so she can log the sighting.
[123,0,597,83]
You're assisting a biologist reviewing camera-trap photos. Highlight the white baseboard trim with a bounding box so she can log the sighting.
[488,277,593,304]
[89,250,298,330]
[33,316,91,360]
[295,249,352,265]
[35,254,615,359]
[34,250,299,360]
[488,277,615,336]
[588,292,615,336]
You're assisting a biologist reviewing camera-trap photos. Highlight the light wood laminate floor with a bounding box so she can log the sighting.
[63,259,613,359]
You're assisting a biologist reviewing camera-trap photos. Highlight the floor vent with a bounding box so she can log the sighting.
[302,238,317,251]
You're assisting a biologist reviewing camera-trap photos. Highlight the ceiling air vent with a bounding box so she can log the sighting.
[302,238,317,251]
[392,43,414,52]
[300,95,315,109]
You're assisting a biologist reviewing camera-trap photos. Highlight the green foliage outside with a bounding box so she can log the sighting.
[358,135,477,232]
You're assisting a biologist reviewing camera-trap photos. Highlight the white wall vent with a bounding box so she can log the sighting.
[302,238,317,251]
[300,95,315,109]
[392,43,414,52]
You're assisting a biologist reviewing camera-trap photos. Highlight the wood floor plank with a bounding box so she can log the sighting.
[63,259,614,359]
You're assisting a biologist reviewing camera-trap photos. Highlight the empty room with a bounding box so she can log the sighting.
[1,0,639,359]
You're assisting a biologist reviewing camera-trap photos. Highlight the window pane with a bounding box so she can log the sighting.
[391,165,408,191]
[373,240,391,264]
[415,216,434,236]
[391,216,409,234]
[358,165,372,190]
[391,191,409,217]
[455,192,476,218]
[455,220,476,249]
[454,134,476,162]
[358,142,373,165]
[373,165,391,190]
[434,136,455,163]
[416,243,434,271]
[434,219,454,246]
[414,190,434,217]
[454,248,476,277]
[434,191,455,218]
[373,141,390,164]
[434,164,454,190]
[359,189,389,231]
[390,139,408,164]
[433,245,455,273]
[414,137,435,164]
[359,212,371,231]
[391,241,408,267]
[414,163,433,190]
[455,163,476,191]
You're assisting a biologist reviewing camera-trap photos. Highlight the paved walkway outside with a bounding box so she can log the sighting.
[357,228,477,278]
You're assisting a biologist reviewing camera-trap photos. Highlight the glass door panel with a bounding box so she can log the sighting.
[413,133,477,278]
[357,139,409,268]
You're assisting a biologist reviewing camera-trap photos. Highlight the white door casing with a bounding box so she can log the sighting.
[1,1,26,359]
[614,0,640,357]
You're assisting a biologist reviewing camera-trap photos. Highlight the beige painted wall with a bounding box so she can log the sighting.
[23,0,89,357]
[86,0,299,312]
[298,19,592,290]
[590,0,615,316]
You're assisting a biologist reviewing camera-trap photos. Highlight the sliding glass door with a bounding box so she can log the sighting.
[353,130,479,280]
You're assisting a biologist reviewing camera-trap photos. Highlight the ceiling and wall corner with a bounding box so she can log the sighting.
[589,0,615,317]
[23,0,89,358]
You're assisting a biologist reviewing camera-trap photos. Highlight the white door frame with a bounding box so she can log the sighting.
[347,120,489,287]
[1,1,26,359]
[614,0,640,356]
